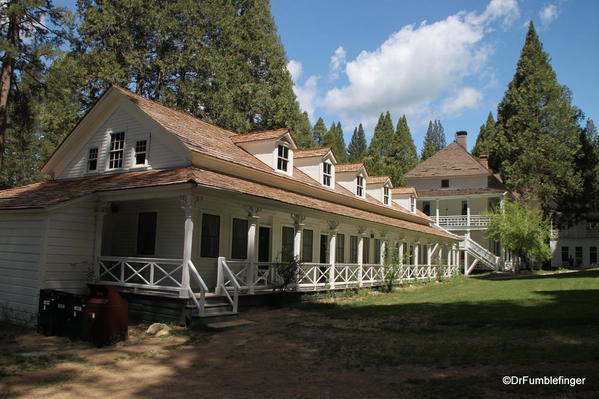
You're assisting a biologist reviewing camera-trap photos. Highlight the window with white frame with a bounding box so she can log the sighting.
[383,186,390,205]
[277,144,289,172]
[135,140,148,165]
[87,147,98,171]
[108,132,125,169]
[356,175,364,197]
[323,162,332,187]
[410,196,416,212]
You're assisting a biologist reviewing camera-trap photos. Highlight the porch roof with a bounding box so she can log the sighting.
[416,187,507,199]
[0,167,457,240]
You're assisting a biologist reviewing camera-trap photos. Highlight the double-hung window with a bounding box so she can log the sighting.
[231,218,248,259]
[323,162,332,187]
[135,140,148,165]
[201,214,220,258]
[383,186,390,205]
[410,196,416,213]
[356,175,364,197]
[88,148,98,171]
[350,236,358,263]
[277,145,289,172]
[336,233,345,263]
[109,132,125,169]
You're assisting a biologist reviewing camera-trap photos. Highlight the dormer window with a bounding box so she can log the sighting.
[356,175,364,197]
[441,179,449,188]
[277,144,289,172]
[383,186,390,205]
[135,140,148,165]
[410,196,416,212]
[108,132,125,169]
[323,162,332,187]
[87,148,98,171]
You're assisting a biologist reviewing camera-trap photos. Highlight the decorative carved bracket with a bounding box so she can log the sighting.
[292,213,306,227]
[244,206,262,219]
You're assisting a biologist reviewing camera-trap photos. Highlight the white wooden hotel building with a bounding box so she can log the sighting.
[0,86,461,324]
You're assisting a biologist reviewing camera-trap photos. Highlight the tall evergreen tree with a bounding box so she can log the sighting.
[74,0,309,136]
[0,0,72,175]
[492,22,583,215]
[432,120,446,151]
[368,111,394,158]
[390,115,418,172]
[421,121,436,160]
[347,124,367,162]
[312,117,327,146]
[472,112,496,157]
[323,122,347,163]
[293,112,316,149]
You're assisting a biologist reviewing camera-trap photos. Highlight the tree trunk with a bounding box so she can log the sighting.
[0,10,19,171]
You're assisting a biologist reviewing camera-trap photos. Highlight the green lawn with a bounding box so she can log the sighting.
[283,269,599,398]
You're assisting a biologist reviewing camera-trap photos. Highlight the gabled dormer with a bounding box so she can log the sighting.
[366,176,393,206]
[336,163,369,198]
[294,147,337,188]
[232,129,297,176]
[392,187,418,214]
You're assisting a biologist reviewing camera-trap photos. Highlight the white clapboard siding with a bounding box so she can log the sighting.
[58,106,187,180]
[43,200,96,293]
[0,215,45,324]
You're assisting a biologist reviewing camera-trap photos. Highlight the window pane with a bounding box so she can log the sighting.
[201,214,220,258]
[88,148,98,171]
[231,218,248,259]
[137,212,157,255]
[363,237,370,264]
[281,226,295,262]
[561,246,569,263]
[350,236,358,263]
[590,247,597,264]
[336,233,345,263]
[302,229,313,262]
[135,140,147,165]
[374,239,381,264]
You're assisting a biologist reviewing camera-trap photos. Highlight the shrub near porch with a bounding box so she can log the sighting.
[283,270,599,397]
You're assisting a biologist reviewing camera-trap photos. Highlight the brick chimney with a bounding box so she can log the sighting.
[479,154,489,169]
[455,131,467,148]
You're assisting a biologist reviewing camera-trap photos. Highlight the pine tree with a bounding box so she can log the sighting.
[472,112,496,157]
[368,111,394,158]
[390,115,418,170]
[323,122,347,163]
[312,117,327,146]
[421,121,436,160]
[292,112,316,149]
[492,22,583,215]
[432,120,446,151]
[347,124,367,162]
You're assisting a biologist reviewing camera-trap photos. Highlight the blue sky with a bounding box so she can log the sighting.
[271,0,599,152]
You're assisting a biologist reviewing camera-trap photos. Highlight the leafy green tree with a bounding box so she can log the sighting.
[368,111,394,158]
[485,200,552,268]
[323,122,347,163]
[312,117,327,146]
[0,0,72,174]
[491,22,583,215]
[421,120,446,160]
[472,112,496,157]
[347,123,367,162]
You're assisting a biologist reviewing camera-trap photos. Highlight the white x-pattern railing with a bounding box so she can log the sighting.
[97,256,185,292]
[437,215,491,228]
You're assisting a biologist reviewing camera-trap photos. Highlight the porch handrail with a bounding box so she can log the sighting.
[96,256,185,292]
[437,215,491,227]
[217,257,240,313]
[188,260,208,316]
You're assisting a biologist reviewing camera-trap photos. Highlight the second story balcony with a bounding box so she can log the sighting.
[435,215,491,230]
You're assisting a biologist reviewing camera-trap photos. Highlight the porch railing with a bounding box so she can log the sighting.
[97,256,185,292]
[436,215,491,228]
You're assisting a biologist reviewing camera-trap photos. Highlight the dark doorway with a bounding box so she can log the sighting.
[258,226,271,262]
[319,234,328,263]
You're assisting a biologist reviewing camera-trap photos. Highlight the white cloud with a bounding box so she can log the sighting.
[287,60,319,121]
[287,60,303,82]
[323,0,519,123]
[329,46,347,80]
[441,87,483,116]
[539,4,559,26]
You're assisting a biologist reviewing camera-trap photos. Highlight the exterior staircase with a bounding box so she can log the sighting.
[459,235,501,275]
[187,293,240,327]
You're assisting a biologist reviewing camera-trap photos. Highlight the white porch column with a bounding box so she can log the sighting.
[414,241,420,265]
[380,240,387,265]
[292,214,306,260]
[464,249,469,275]
[466,197,471,227]
[181,194,198,297]
[93,202,110,281]
[446,244,451,266]
[398,239,404,265]
[435,199,440,224]
[328,221,338,288]
[357,228,365,286]
[245,207,261,294]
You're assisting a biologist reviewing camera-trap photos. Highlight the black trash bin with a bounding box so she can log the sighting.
[37,289,57,336]
[53,291,71,337]
[66,294,90,341]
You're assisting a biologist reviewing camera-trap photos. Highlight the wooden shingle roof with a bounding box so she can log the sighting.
[404,142,490,178]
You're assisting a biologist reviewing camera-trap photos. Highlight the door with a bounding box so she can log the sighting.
[258,226,271,262]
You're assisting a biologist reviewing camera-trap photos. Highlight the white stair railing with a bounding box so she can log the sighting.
[188,260,208,317]
[460,236,500,272]
[217,257,240,313]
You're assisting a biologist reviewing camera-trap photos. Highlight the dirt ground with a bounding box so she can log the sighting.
[0,305,593,399]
